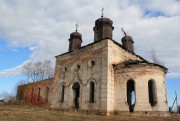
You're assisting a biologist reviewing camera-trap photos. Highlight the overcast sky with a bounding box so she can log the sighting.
[0,0,180,106]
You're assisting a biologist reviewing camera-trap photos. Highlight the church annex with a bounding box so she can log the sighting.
[17,15,169,116]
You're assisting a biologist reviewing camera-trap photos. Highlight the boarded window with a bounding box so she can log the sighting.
[46,87,49,101]
[37,88,40,101]
[89,81,95,103]
[148,80,157,106]
[61,85,65,102]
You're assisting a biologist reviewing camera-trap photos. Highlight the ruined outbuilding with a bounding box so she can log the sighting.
[17,16,169,116]
[0,97,16,105]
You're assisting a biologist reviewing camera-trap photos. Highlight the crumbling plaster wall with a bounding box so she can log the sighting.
[106,40,143,114]
[51,39,109,115]
[114,63,168,113]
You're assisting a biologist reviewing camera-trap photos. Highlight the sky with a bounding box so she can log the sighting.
[0,0,180,107]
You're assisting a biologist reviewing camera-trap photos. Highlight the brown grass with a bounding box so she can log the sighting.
[0,105,180,121]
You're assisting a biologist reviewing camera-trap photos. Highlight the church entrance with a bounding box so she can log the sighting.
[72,82,80,110]
[127,80,135,112]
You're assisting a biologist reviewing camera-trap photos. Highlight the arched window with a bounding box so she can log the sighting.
[60,85,65,102]
[127,80,135,112]
[19,90,23,100]
[46,87,49,101]
[148,80,157,106]
[89,81,95,103]
[30,88,34,102]
[37,88,40,101]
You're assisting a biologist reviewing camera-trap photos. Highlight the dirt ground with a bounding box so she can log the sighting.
[0,105,180,121]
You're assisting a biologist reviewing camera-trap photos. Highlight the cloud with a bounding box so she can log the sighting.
[129,0,180,16]
[0,62,24,77]
[0,0,180,78]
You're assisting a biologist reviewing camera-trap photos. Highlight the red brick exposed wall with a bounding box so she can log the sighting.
[16,78,53,106]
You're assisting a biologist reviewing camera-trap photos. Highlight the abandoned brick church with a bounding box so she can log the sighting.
[17,15,169,116]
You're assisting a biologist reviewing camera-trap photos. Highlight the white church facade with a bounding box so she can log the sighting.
[17,16,169,116]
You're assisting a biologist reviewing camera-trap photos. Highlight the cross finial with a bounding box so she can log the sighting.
[101,7,104,18]
[121,28,126,36]
[75,23,79,32]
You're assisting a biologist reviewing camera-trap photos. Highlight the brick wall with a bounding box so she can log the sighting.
[16,78,53,106]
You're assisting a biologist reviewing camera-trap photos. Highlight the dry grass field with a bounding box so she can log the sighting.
[0,105,180,121]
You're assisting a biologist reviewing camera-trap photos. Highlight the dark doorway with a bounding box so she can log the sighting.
[127,80,135,112]
[72,82,80,110]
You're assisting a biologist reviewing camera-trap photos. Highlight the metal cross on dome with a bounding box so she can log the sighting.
[75,23,79,32]
[121,28,127,36]
[101,7,104,18]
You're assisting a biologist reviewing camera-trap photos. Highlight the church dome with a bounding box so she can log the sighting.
[98,17,113,26]
[121,35,133,42]
[95,18,100,26]
[121,35,134,53]
[69,31,82,41]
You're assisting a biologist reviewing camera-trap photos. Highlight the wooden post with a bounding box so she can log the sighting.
[175,91,179,114]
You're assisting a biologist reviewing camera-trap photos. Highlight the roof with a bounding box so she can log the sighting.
[55,37,146,62]
[114,60,168,74]
[3,97,16,102]
[55,37,167,73]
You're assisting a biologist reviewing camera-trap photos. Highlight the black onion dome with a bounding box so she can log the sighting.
[98,17,113,25]
[121,35,134,43]
[69,31,82,41]
[95,18,100,26]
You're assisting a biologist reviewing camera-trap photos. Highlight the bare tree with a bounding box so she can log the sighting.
[13,79,27,98]
[42,60,54,79]
[22,60,54,82]
[149,48,164,66]
[17,80,27,86]
[0,91,11,99]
